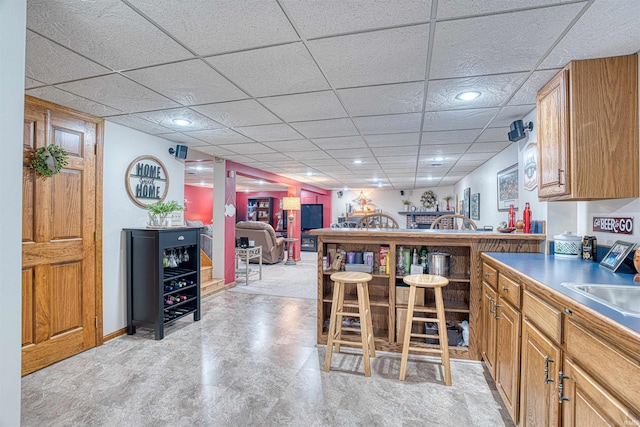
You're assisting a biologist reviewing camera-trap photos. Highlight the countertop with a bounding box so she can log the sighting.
[483,252,640,334]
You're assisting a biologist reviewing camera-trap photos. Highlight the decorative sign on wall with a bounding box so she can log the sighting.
[592,216,634,235]
[125,155,169,208]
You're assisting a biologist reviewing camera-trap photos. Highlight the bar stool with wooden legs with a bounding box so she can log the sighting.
[399,274,451,386]
[324,271,376,376]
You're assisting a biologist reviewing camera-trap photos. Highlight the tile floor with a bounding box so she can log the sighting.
[21,252,514,426]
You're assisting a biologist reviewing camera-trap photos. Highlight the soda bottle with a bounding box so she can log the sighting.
[523,202,531,233]
[508,204,516,228]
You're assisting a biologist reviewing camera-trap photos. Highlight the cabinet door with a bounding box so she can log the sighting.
[537,69,570,199]
[520,320,561,427]
[482,282,498,377]
[495,298,521,422]
[562,358,638,426]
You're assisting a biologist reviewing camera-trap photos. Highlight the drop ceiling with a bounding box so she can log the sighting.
[25,0,640,190]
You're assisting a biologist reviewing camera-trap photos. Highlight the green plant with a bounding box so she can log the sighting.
[443,195,452,202]
[32,144,69,177]
[402,199,411,206]
[147,200,184,215]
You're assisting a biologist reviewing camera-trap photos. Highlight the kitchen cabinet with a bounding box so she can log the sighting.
[481,281,497,373]
[520,289,562,427]
[537,54,638,201]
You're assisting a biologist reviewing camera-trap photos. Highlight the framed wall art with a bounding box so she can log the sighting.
[463,187,471,218]
[470,193,480,220]
[497,164,519,211]
[523,141,538,191]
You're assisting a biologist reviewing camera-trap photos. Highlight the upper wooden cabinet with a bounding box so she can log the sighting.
[537,54,638,201]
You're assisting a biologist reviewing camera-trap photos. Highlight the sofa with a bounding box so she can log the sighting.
[235,221,285,264]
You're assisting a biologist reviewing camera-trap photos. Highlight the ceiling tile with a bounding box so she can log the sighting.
[429,3,584,79]
[25,77,45,89]
[303,159,343,167]
[205,43,329,97]
[325,148,374,159]
[458,152,496,161]
[190,145,237,157]
[235,123,302,141]
[155,133,210,146]
[508,69,561,105]
[436,0,580,19]
[123,60,247,106]
[477,127,511,143]
[426,73,527,110]
[419,143,471,155]
[312,136,367,150]
[421,129,482,144]
[26,86,124,117]
[422,108,499,131]
[290,118,359,138]
[129,0,298,55]
[183,128,253,144]
[218,143,276,155]
[338,82,424,116]
[27,0,193,70]
[287,151,332,161]
[259,91,347,122]
[57,74,180,113]
[466,142,511,153]
[25,30,110,84]
[363,133,420,147]
[192,99,281,127]
[262,140,318,152]
[492,105,536,128]
[354,113,422,135]
[308,25,429,88]
[541,0,640,68]
[132,108,224,132]
[244,152,292,162]
[106,115,174,135]
[373,145,420,157]
[282,0,430,38]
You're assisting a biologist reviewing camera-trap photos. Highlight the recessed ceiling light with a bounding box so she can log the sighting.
[306,171,313,176]
[172,118,192,126]
[455,91,481,101]
[353,160,362,165]
[244,189,249,193]
[377,182,383,188]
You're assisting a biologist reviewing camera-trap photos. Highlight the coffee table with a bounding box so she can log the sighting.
[235,246,262,284]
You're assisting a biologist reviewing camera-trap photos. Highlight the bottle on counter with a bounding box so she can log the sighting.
[508,204,516,228]
[412,248,418,265]
[523,202,531,233]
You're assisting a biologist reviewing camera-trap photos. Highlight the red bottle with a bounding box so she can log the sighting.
[508,204,516,228]
[523,202,531,233]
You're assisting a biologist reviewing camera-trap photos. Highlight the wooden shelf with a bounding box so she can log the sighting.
[322,295,389,307]
[396,300,469,314]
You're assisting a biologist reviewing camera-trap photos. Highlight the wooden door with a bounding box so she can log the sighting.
[481,282,497,377]
[562,358,638,426]
[22,98,102,375]
[520,320,561,426]
[495,298,521,422]
[537,69,570,199]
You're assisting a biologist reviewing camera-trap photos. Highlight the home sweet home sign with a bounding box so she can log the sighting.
[126,155,169,207]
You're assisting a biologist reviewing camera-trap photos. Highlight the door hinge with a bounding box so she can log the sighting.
[95,316,98,328]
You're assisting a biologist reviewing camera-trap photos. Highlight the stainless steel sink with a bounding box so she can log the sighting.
[561,283,640,317]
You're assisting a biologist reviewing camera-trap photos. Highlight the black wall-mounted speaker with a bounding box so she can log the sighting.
[169,145,188,159]
[507,120,533,142]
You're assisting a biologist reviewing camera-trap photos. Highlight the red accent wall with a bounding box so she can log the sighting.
[236,191,288,228]
[184,185,213,223]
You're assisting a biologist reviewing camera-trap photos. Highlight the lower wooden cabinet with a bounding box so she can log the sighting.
[520,319,561,426]
[495,298,521,422]
[562,358,637,426]
[481,282,497,373]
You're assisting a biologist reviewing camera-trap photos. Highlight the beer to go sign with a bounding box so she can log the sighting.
[126,155,169,208]
[593,216,634,235]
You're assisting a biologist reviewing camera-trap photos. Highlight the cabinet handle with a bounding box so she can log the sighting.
[494,303,500,320]
[557,169,565,186]
[489,297,495,314]
[564,308,572,316]
[502,286,508,292]
[558,371,570,404]
[484,272,490,277]
[544,356,555,384]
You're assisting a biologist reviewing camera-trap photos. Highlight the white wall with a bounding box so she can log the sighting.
[0,0,26,424]
[103,121,185,335]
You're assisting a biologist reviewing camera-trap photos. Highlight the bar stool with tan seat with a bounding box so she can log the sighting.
[324,271,376,376]
[399,274,451,386]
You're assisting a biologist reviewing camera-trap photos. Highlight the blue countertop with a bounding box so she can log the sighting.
[484,252,640,335]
